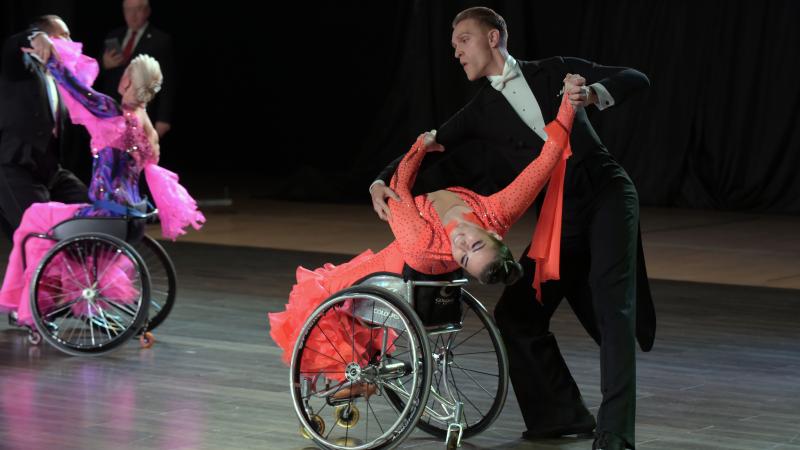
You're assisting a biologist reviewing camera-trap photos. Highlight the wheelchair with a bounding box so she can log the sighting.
[290,272,509,449]
[19,209,177,356]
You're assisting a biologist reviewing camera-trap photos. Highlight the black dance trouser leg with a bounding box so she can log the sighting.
[0,164,50,238]
[588,178,639,448]
[494,252,593,433]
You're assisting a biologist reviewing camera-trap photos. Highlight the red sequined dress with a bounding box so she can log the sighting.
[268,95,575,377]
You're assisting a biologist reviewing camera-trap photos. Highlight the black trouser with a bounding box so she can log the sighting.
[494,175,639,448]
[0,138,88,240]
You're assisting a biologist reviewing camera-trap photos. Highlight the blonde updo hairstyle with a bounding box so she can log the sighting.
[126,54,162,105]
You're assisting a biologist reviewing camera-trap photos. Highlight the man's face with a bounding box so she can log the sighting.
[451,18,494,81]
[48,18,71,40]
[123,0,151,31]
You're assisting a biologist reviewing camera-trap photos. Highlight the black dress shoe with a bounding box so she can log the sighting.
[522,415,596,439]
[592,431,628,450]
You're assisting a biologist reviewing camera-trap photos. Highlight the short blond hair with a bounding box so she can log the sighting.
[126,54,162,105]
[453,7,508,47]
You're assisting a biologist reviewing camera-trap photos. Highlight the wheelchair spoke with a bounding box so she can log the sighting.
[450,350,497,356]
[449,368,486,422]
[388,350,410,359]
[332,304,356,362]
[64,318,79,342]
[387,328,407,353]
[301,346,348,366]
[94,247,124,288]
[42,296,84,319]
[70,242,94,288]
[311,317,349,365]
[91,240,100,281]
[94,306,115,340]
[98,296,138,325]
[447,358,469,425]
[40,290,82,302]
[453,363,499,397]
[366,300,376,364]
[366,395,386,434]
[86,303,96,346]
[61,255,89,291]
[344,400,350,445]
[350,298,356,366]
[37,281,71,292]
[150,288,169,297]
[449,326,487,351]
[449,364,498,379]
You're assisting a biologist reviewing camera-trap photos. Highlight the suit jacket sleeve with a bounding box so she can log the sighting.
[375,87,484,185]
[1,30,38,82]
[562,56,650,106]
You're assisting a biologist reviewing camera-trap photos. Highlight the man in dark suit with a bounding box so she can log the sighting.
[98,0,175,138]
[370,7,656,450]
[0,15,88,240]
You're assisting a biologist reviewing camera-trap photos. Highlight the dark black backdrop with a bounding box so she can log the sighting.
[2,1,798,212]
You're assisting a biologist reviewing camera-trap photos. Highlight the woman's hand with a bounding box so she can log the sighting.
[563,73,596,107]
[22,33,59,63]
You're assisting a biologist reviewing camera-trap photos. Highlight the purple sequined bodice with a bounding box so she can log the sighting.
[78,112,156,217]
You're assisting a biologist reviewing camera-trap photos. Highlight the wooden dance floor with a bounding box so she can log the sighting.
[0,203,798,450]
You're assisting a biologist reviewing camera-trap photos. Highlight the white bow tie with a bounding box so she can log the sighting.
[489,63,519,91]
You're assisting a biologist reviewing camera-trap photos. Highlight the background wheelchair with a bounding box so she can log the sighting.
[18,210,177,356]
[290,272,509,449]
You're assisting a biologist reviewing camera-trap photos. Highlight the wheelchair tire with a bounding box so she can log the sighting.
[386,289,509,440]
[290,285,432,449]
[132,235,176,331]
[29,233,150,356]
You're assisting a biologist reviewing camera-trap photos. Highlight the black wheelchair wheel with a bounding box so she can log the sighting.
[386,289,509,439]
[290,285,432,449]
[29,233,150,356]
[132,235,176,331]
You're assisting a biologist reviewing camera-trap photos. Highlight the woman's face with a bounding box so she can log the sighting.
[117,69,132,98]
[449,221,501,278]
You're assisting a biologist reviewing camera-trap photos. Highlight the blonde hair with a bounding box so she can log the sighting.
[126,54,162,105]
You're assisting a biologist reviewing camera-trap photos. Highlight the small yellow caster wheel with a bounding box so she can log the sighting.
[28,331,42,345]
[139,331,155,348]
[334,404,360,429]
[300,414,325,439]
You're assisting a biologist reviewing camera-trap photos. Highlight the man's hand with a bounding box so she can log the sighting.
[102,49,125,69]
[370,182,401,222]
[22,33,56,63]
[563,73,597,107]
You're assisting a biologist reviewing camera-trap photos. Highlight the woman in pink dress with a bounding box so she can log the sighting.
[0,38,203,326]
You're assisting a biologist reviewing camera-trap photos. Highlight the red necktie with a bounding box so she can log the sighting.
[122,29,138,61]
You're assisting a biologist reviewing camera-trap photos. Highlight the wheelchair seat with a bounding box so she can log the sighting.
[50,216,146,243]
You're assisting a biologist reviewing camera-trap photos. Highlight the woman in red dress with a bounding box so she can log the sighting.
[269,75,580,383]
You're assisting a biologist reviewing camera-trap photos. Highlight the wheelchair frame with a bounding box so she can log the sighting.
[290,273,509,450]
